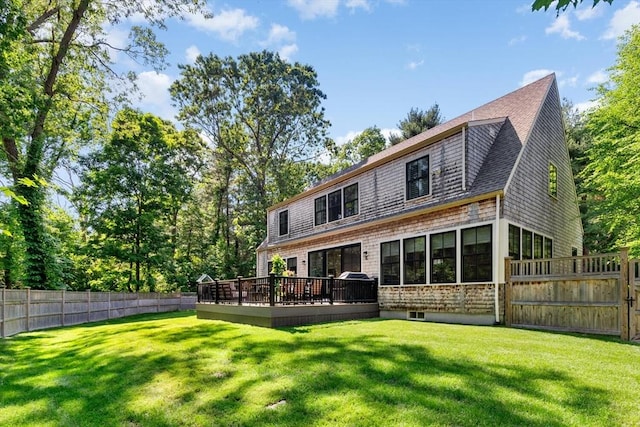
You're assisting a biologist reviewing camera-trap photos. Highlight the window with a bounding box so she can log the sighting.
[314,196,327,226]
[381,241,400,285]
[544,238,553,259]
[431,231,456,283]
[522,229,533,260]
[406,155,430,200]
[267,261,273,274]
[279,210,289,236]
[308,244,361,278]
[549,163,558,197]
[404,236,426,284]
[287,257,297,274]
[508,225,521,260]
[343,183,359,218]
[534,234,543,259]
[462,225,492,282]
[328,190,342,222]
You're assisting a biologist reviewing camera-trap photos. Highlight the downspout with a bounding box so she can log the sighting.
[494,194,500,323]
[461,127,467,191]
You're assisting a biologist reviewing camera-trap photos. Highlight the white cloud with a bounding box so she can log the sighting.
[574,99,599,113]
[508,35,527,46]
[587,69,608,85]
[263,24,296,45]
[279,44,299,61]
[136,71,176,120]
[287,0,340,20]
[335,130,362,146]
[575,3,605,20]
[379,128,397,143]
[520,69,557,86]
[545,15,585,40]
[406,60,424,70]
[601,1,640,40]
[346,0,371,11]
[558,74,579,88]
[186,8,259,41]
[185,45,201,64]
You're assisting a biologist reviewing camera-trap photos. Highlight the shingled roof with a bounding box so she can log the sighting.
[354,73,554,173]
[270,73,556,211]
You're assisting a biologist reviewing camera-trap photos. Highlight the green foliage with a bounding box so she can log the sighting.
[532,0,613,13]
[389,104,443,145]
[269,254,287,276]
[1,313,639,426]
[171,51,331,274]
[329,126,388,172]
[75,109,205,291]
[582,26,640,255]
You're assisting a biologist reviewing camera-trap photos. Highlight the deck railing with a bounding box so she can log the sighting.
[509,253,623,279]
[197,275,378,305]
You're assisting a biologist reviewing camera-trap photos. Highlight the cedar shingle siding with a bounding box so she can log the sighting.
[257,74,583,323]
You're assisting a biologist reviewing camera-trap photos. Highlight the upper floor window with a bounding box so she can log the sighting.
[431,231,456,283]
[343,183,359,218]
[549,163,558,197]
[462,225,492,282]
[328,190,342,222]
[279,210,289,236]
[314,196,327,226]
[406,155,430,200]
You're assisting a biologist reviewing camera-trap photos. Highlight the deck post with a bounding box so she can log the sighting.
[215,279,220,304]
[237,277,243,305]
[328,275,334,305]
[269,274,275,306]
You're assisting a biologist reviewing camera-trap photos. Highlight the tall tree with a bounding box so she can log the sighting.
[75,109,204,291]
[330,126,387,172]
[389,104,443,145]
[0,0,206,288]
[171,50,331,272]
[582,26,640,255]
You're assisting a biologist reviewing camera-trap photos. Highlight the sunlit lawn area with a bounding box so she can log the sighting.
[1,311,639,426]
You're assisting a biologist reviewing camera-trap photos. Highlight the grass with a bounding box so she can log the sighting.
[0,312,639,427]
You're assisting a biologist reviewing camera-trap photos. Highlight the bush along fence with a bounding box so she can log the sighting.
[0,290,197,338]
[505,248,640,341]
[197,274,378,306]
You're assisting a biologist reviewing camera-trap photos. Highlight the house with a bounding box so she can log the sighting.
[256,74,583,325]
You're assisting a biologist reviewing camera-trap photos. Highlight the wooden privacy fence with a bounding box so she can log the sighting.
[505,249,638,341]
[0,289,197,338]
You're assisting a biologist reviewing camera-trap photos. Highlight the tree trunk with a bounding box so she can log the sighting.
[15,185,50,289]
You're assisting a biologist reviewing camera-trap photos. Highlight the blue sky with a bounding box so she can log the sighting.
[110,0,640,146]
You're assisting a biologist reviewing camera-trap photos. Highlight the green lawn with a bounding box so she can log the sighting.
[1,312,638,427]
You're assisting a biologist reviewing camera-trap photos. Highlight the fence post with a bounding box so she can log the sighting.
[86,289,91,323]
[61,290,66,327]
[1,287,5,338]
[237,276,243,305]
[108,292,111,319]
[328,275,334,305]
[26,288,31,332]
[157,292,160,313]
[504,257,512,326]
[269,274,275,306]
[215,280,220,304]
[620,248,630,341]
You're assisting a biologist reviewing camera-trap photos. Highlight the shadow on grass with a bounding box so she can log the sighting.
[0,313,617,427]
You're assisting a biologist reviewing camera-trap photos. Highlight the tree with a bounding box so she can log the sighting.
[171,51,331,272]
[0,0,206,288]
[329,126,387,172]
[582,26,640,255]
[388,104,443,145]
[532,0,613,13]
[75,109,205,291]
